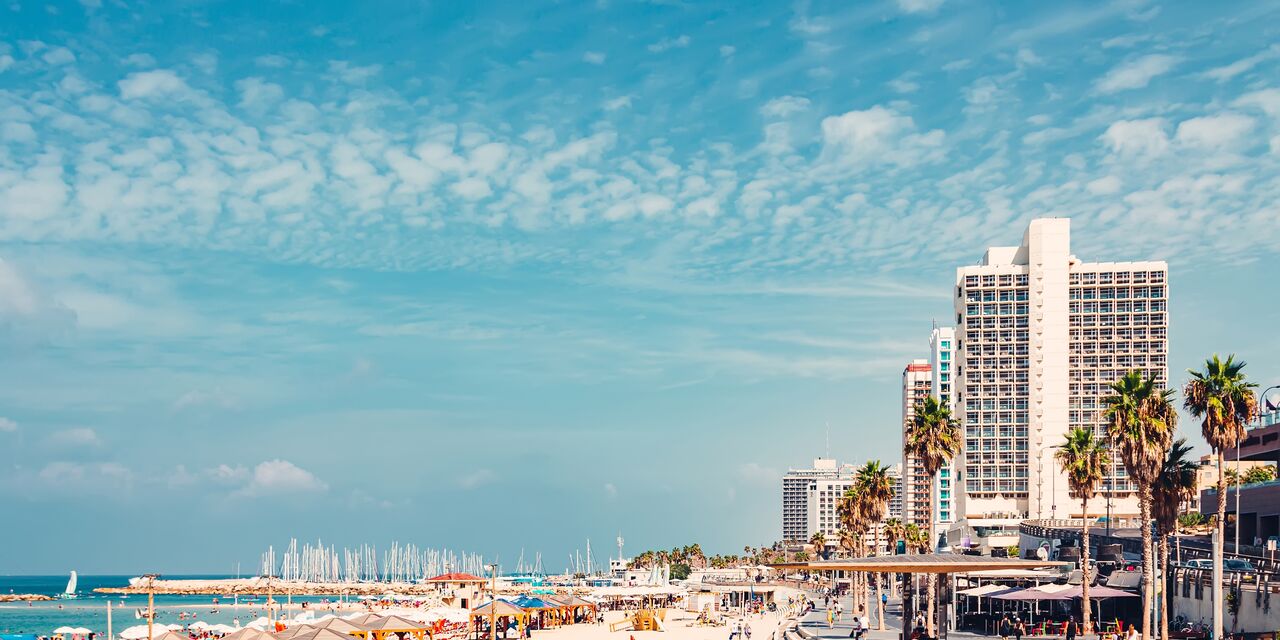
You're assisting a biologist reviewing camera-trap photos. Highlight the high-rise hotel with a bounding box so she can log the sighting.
[948,218,1167,548]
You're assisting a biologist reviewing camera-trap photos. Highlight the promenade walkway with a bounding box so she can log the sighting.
[793,594,991,640]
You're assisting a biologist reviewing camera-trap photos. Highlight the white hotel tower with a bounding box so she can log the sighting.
[950,218,1167,549]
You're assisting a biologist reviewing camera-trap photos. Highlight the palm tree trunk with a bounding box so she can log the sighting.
[925,475,936,639]
[1215,451,1226,640]
[1159,536,1169,640]
[875,524,885,630]
[1140,492,1154,640]
[1081,495,1091,636]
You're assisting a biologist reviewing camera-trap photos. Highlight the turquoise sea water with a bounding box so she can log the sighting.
[0,576,336,635]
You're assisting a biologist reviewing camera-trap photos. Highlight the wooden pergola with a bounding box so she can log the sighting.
[771,554,1069,640]
[470,600,530,640]
[349,616,433,640]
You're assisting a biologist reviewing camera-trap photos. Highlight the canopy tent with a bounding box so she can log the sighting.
[509,596,554,610]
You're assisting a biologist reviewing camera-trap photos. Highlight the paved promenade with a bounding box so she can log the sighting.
[793,594,990,640]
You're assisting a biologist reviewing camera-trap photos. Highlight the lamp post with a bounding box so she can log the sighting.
[142,574,160,640]
[486,563,499,640]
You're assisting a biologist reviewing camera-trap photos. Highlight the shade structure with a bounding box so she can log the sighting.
[118,626,153,640]
[209,624,238,634]
[153,632,191,640]
[304,618,364,635]
[53,628,77,634]
[1064,585,1139,599]
[771,553,1070,574]
[957,584,1018,597]
[223,628,275,640]
[340,615,383,626]
[286,629,359,640]
[993,584,1074,601]
[510,596,554,610]
[469,601,526,618]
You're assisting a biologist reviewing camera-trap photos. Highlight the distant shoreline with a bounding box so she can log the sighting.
[95,578,454,597]
[0,595,54,602]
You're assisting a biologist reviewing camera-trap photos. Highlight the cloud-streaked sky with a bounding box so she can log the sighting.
[2,0,1278,574]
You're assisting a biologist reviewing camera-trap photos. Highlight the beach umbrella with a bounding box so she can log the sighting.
[190,622,212,630]
[71,629,94,635]
[119,626,153,640]
[208,624,238,634]
[54,628,78,634]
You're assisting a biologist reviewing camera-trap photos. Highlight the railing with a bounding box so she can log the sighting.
[1019,519,1280,576]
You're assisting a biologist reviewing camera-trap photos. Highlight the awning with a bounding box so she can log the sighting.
[1106,572,1143,588]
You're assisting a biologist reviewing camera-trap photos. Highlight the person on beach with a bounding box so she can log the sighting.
[1014,617,1025,640]
[1064,618,1079,640]
[999,615,1012,640]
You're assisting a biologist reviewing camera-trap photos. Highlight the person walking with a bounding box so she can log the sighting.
[1015,617,1025,640]
[999,615,1012,640]
[1064,618,1079,640]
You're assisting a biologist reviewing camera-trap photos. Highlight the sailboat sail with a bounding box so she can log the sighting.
[65,571,77,596]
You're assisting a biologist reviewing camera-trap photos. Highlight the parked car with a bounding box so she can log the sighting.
[1183,559,1212,569]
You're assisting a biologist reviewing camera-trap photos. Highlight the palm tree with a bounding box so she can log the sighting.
[1105,370,1177,640]
[809,531,827,560]
[855,461,895,629]
[1154,439,1198,640]
[1184,355,1257,640]
[1055,426,1110,635]
[904,395,962,638]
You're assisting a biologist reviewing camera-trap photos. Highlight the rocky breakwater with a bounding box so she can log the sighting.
[0,594,55,602]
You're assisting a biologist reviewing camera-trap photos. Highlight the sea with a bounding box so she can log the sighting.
[0,576,337,635]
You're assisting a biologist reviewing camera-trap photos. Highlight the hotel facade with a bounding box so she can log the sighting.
[948,218,1168,548]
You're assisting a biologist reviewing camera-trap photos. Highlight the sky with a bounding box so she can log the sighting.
[1,0,1278,575]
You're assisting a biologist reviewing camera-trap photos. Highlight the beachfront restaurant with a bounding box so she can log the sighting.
[955,575,1141,636]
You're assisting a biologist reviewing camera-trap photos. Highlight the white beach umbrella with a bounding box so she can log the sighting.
[209,624,238,634]
[71,628,94,635]
[54,627,78,634]
[190,621,212,630]
[119,625,153,640]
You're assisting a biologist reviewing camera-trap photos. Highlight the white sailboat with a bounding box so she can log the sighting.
[58,571,78,599]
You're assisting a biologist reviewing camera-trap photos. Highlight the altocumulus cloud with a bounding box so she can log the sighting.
[232,459,328,497]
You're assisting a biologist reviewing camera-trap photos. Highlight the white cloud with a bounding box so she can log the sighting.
[897,0,944,13]
[582,51,605,65]
[42,47,76,66]
[820,106,945,166]
[118,70,192,99]
[1086,175,1122,195]
[603,483,618,499]
[760,96,811,118]
[122,53,155,67]
[173,387,239,411]
[0,55,14,73]
[603,96,632,111]
[1174,113,1255,150]
[636,194,674,217]
[0,417,16,432]
[46,427,101,448]
[1233,89,1280,118]
[458,468,496,489]
[236,77,284,110]
[719,45,736,58]
[647,35,690,53]
[1201,45,1280,82]
[1095,54,1179,93]
[1100,118,1169,156]
[451,177,492,200]
[237,459,327,496]
[887,75,920,94]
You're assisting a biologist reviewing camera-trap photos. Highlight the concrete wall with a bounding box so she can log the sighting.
[1171,583,1279,634]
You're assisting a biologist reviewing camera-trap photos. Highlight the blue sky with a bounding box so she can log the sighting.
[1,0,1278,574]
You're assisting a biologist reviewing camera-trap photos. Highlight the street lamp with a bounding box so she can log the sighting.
[142,574,160,640]
[485,563,499,640]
